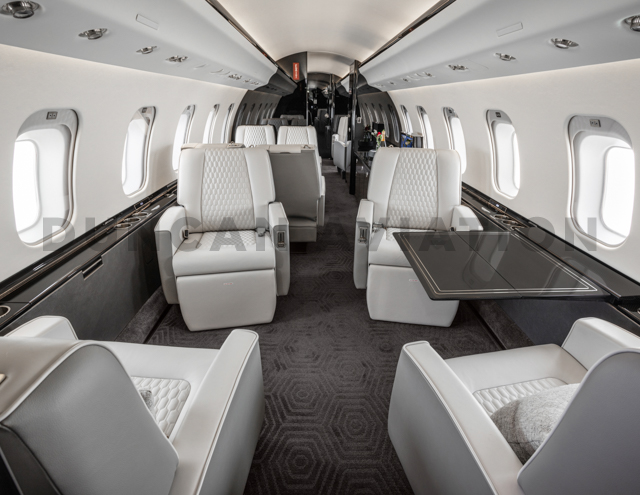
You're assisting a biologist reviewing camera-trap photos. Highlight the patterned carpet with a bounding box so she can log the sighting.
[118,160,531,494]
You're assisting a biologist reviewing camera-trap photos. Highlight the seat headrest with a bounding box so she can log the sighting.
[235,125,276,147]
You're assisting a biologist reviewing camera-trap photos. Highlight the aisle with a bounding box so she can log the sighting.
[118,159,520,494]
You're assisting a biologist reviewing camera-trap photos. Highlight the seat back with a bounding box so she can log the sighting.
[277,126,319,147]
[178,144,275,233]
[266,119,288,134]
[235,125,276,147]
[332,114,347,134]
[367,148,461,231]
[280,114,304,121]
[336,116,349,142]
[0,337,178,495]
[291,118,307,126]
[263,145,320,221]
[518,349,640,494]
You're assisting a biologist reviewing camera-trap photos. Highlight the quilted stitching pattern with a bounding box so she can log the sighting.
[387,150,438,230]
[201,149,255,231]
[132,376,191,437]
[282,127,313,145]
[199,230,257,250]
[473,377,567,415]
[241,126,271,146]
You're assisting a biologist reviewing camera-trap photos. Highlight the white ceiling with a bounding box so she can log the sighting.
[216,0,442,77]
[307,52,354,79]
[0,0,277,89]
[361,0,640,90]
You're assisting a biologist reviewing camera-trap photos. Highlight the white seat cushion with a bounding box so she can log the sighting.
[368,228,429,267]
[473,377,567,415]
[173,231,275,277]
[235,125,276,146]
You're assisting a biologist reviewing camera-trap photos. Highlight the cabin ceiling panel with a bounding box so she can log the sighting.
[0,0,277,89]
[307,52,353,79]
[360,0,640,90]
[215,0,441,77]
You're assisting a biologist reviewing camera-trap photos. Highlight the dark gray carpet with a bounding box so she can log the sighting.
[118,160,531,494]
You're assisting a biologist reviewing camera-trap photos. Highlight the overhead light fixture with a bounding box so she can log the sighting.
[495,53,516,61]
[1,1,39,18]
[167,55,188,63]
[551,38,579,49]
[228,74,242,80]
[137,46,156,55]
[402,77,410,82]
[417,72,434,78]
[624,15,640,32]
[448,64,469,71]
[79,28,108,40]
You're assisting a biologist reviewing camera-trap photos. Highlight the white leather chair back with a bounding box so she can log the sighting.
[337,116,349,142]
[235,125,276,147]
[277,126,319,147]
[518,348,640,494]
[178,144,275,233]
[367,148,461,231]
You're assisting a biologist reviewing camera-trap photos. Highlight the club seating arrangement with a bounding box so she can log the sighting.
[332,116,351,173]
[234,125,276,147]
[155,144,290,331]
[1,315,264,495]
[261,144,325,242]
[353,147,482,326]
[389,317,640,495]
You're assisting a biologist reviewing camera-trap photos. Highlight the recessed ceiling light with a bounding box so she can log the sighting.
[79,28,108,40]
[495,53,516,61]
[137,46,156,55]
[551,38,579,49]
[167,55,188,63]
[1,1,39,18]
[448,64,469,71]
[624,15,640,32]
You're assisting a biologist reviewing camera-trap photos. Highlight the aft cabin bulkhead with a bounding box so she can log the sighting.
[1,1,640,494]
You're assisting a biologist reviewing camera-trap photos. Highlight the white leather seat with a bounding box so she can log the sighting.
[389,317,640,495]
[235,125,276,147]
[332,116,351,173]
[155,144,290,331]
[353,147,483,326]
[3,315,264,495]
[260,144,325,242]
[277,125,323,170]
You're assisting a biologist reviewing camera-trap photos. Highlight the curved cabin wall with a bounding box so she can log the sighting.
[389,57,640,282]
[0,44,249,282]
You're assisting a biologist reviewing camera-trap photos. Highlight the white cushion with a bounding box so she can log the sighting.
[235,125,276,146]
[368,228,416,267]
[173,231,275,277]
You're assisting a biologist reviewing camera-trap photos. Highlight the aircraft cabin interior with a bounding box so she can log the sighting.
[2,1,640,494]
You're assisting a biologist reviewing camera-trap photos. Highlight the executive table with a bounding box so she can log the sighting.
[394,231,609,301]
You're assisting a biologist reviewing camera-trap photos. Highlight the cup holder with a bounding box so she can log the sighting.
[115,222,132,229]
[493,214,510,220]
[0,305,11,319]
[502,219,525,228]
[131,212,150,219]
[127,217,141,223]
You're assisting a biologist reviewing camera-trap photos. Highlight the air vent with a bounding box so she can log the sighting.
[228,74,242,80]
[495,53,516,61]
[167,55,188,63]
[137,46,157,55]
[551,38,579,49]
[79,28,108,40]
[624,15,640,32]
[417,72,434,78]
[1,1,39,18]
[448,64,469,71]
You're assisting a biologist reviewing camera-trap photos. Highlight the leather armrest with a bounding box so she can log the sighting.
[7,316,78,340]
[269,202,290,296]
[154,206,187,305]
[317,176,326,227]
[450,205,483,231]
[389,342,524,495]
[562,318,640,370]
[354,200,374,289]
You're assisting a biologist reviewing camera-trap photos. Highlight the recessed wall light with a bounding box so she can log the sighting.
[624,15,640,32]
[495,53,516,61]
[551,38,579,49]
[448,64,469,71]
[167,55,188,63]
[79,28,108,40]
[137,46,157,55]
[1,1,39,18]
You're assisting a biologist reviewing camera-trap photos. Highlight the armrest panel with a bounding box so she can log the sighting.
[269,202,290,296]
[562,317,640,370]
[317,176,326,227]
[451,205,483,232]
[354,200,374,289]
[155,206,187,304]
[389,342,524,495]
[7,316,78,340]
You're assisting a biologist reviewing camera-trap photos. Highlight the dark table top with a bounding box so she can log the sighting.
[394,231,609,301]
